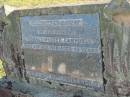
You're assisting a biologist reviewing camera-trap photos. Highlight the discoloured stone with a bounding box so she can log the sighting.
[3,0,130,96]
[2,4,104,91]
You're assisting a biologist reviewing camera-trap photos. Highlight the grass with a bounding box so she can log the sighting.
[0,0,110,8]
[0,0,90,7]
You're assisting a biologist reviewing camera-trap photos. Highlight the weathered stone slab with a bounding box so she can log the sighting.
[20,13,103,90]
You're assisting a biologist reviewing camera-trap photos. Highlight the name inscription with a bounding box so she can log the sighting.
[20,13,100,53]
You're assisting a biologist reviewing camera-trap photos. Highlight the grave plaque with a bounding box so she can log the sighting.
[20,13,103,90]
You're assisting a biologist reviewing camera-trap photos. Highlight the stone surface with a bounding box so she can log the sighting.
[1,4,107,97]
[20,13,103,90]
[21,13,100,53]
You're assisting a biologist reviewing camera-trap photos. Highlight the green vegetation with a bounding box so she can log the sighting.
[0,0,92,7]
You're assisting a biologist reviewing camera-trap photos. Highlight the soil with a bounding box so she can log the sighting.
[0,88,12,97]
[113,13,130,26]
